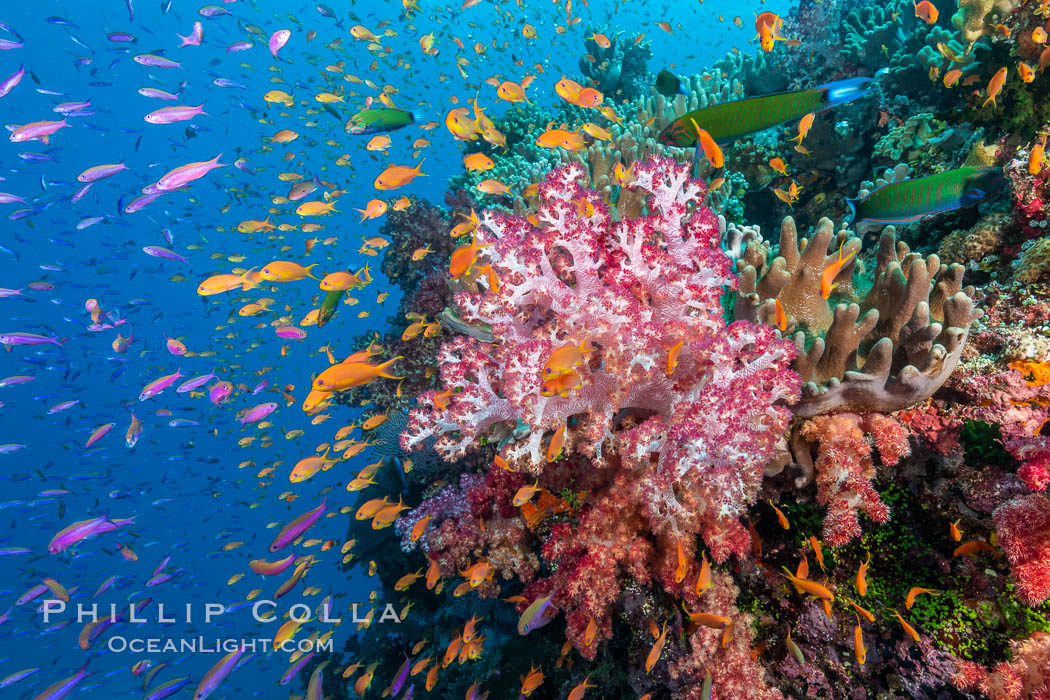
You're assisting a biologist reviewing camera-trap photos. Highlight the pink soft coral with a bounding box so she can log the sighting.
[399,157,799,662]
[402,156,799,561]
[993,494,1050,605]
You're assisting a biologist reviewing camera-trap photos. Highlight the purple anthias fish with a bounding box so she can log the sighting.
[9,120,68,144]
[125,192,162,213]
[76,216,104,230]
[389,656,412,696]
[47,400,79,414]
[142,245,187,263]
[212,78,246,88]
[48,515,134,554]
[240,401,277,425]
[279,653,314,685]
[0,191,25,203]
[0,65,23,98]
[269,497,326,551]
[0,332,64,348]
[208,381,232,405]
[251,379,268,395]
[177,21,203,47]
[275,326,306,339]
[176,371,216,393]
[139,368,184,401]
[108,32,136,42]
[27,660,90,699]
[144,104,205,124]
[0,39,23,50]
[198,4,232,17]
[54,101,91,114]
[134,54,181,69]
[77,162,126,183]
[226,41,252,52]
[138,87,179,100]
[156,153,225,191]
[145,677,191,700]
[269,29,291,58]
[192,647,245,700]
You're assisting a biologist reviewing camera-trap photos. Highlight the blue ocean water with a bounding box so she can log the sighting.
[0,0,790,697]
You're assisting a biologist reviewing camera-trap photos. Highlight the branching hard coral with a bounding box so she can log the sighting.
[794,412,909,545]
[402,157,800,565]
[993,494,1050,606]
[733,216,983,416]
[578,29,652,101]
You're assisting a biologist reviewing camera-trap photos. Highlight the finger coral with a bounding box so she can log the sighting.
[733,216,982,416]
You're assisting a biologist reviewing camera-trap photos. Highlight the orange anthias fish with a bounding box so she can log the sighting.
[542,339,594,379]
[374,160,426,190]
[982,67,1007,108]
[791,113,815,144]
[914,0,938,24]
[905,586,940,610]
[754,11,786,52]
[856,552,870,596]
[1030,135,1047,175]
[820,242,857,299]
[645,621,668,672]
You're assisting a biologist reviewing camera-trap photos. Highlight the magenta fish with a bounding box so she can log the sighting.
[208,380,233,405]
[240,402,277,425]
[269,497,326,551]
[269,29,291,58]
[85,422,115,447]
[0,332,64,348]
[176,371,216,393]
[192,647,245,700]
[124,192,162,213]
[143,245,187,262]
[138,87,179,100]
[9,120,68,145]
[139,368,183,401]
[177,21,203,47]
[30,660,91,700]
[133,54,181,69]
[0,191,26,204]
[48,515,133,554]
[0,65,24,98]
[156,153,225,191]
[144,104,205,125]
[77,162,127,183]
[275,326,306,340]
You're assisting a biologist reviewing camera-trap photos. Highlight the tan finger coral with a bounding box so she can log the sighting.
[733,216,982,416]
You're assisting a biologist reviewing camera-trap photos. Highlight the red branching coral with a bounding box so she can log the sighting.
[399,157,800,661]
[993,494,1050,606]
[796,413,910,546]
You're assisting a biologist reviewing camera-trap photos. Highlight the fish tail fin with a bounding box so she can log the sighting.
[374,356,403,379]
[844,197,858,225]
[304,264,320,281]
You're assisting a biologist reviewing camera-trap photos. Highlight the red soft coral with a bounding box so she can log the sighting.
[797,412,909,546]
[993,494,1050,605]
